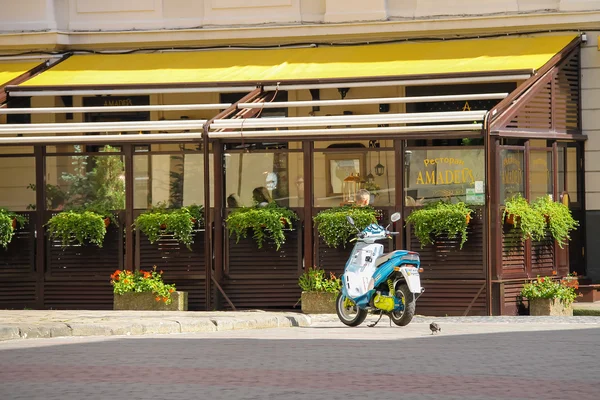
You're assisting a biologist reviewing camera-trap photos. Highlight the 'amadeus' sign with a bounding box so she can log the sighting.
[83,96,150,108]
[415,156,476,185]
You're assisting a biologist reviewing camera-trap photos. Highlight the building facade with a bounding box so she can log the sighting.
[1,1,599,313]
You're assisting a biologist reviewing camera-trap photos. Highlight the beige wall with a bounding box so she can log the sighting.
[582,32,600,209]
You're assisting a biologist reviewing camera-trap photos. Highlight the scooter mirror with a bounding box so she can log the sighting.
[390,212,401,223]
[346,215,355,226]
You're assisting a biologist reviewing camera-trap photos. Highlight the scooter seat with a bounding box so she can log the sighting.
[375,251,400,268]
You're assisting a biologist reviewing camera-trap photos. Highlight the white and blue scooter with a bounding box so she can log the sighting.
[337,212,424,327]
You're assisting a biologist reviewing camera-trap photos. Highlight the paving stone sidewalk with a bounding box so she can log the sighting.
[0,310,311,341]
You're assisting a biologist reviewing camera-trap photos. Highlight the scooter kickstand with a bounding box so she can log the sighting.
[367,311,384,328]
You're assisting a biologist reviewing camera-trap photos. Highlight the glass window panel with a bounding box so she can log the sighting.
[529,150,553,201]
[0,146,33,154]
[314,149,395,207]
[500,149,525,204]
[45,145,125,211]
[404,148,484,205]
[566,148,578,203]
[225,152,303,208]
[133,153,212,209]
[558,147,565,196]
[0,157,36,211]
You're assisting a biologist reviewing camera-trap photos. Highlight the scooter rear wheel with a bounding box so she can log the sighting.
[390,283,415,326]
[336,293,368,327]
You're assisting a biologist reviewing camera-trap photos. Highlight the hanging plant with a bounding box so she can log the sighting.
[226,202,298,250]
[503,195,546,242]
[313,205,377,248]
[531,195,578,248]
[46,210,106,248]
[133,205,205,249]
[0,208,27,249]
[405,201,473,249]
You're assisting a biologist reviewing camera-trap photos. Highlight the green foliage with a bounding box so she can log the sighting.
[521,275,578,307]
[46,210,106,248]
[0,208,27,249]
[532,195,579,248]
[133,205,204,248]
[298,268,342,293]
[226,202,298,250]
[405,201,473,249]
[313,206,377,248]
[110,267,176,305]
[503,195,546,241]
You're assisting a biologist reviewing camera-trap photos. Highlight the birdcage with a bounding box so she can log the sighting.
[342,173,361,204]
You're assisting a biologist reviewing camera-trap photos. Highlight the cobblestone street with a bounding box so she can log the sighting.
[1,317,599,400]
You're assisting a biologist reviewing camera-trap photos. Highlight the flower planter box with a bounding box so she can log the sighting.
[529,298,573,316]
[301,291,337,314]
[114,291,188,311]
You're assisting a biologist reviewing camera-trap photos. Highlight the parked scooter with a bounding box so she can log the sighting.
[336,212,424,327]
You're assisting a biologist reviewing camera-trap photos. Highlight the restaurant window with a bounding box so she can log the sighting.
[313,141,395,208]
[133,150,211,209]
[499,149,525,204]
[45,145,125,211]
[0,154,35,211]
[225,144,303,209]
[404,148,484,206]
[529,149,553,201]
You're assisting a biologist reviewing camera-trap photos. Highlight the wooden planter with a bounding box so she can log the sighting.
[301,291,338,314]
[114,291,188,311]
[529,298,573,316]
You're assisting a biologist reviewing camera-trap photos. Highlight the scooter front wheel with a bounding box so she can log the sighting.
[336,293,367,327]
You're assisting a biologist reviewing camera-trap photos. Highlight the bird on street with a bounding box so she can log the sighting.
[430,322,441,335]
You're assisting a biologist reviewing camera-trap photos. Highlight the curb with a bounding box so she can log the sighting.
[0,313,312,342]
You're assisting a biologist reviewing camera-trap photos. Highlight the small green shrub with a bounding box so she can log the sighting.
[405,201,473,249]
[226,202,298,250]
[503,195,546,241]
[0,208,27,249]
[521,275,577,307]
[298,268,342,293]
[532,195,578,248]
[46,210,106,247]
[313,206,377,248]
[134,205,204,248]
[110,267,176,305]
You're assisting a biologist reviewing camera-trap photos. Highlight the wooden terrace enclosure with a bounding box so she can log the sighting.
[0,34,586,315]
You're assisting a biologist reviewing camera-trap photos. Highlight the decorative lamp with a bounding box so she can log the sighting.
[375,152,385,176]
[366,172,375,183]
[343,173,361,204]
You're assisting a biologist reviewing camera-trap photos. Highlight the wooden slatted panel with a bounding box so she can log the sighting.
[0,278,38,309]
[227,229,300,276]
[501,281,527,316]
[47,223,122,278]
[222,277,301,309]
[138,230,205,276]
[505,80,552,130]
[416,280,487,316]
[531,232,555,276]
[407,207,485,279]
[502,223,526,276]
[0,222,35,274]
[165,278,206,311]
[554,50,580,132]
[44,281,113,309]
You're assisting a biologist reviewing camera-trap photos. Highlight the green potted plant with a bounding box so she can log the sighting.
[298,267,342,314]
[532,195,578,248]
[502,195,546,241]
[111,266,187,311]
[0,208,27,249]
[405,201,473,249]
[226,202,298,250]
[313,205,377,248]
[133,204,204,249]
[46,210,107,248]
[521,274,577,316]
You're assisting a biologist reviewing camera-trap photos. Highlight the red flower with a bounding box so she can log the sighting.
[163,297,168,303]
[155,297,161,302]
[143,272,151,279]
[552,270,557,276]
[169,288,175,293]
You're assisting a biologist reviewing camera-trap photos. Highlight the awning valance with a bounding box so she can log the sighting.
[14,35,577,89]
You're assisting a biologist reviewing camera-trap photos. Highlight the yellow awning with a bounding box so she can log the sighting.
[20,35,577,87]
[0,61,42,86]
